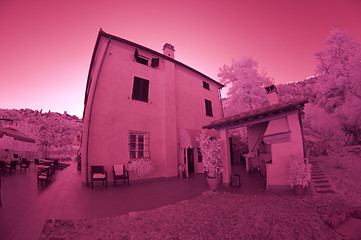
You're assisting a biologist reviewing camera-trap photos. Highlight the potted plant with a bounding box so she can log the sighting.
[196,131,223,190]
[288,154,311,196]
[127,158,155,178]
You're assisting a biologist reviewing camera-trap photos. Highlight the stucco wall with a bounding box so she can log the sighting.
[175,66,223,174]
[266,113,304,187]
[82,36,222,183]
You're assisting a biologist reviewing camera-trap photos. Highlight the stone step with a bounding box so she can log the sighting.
[313,180,329,184]
[314,184,332,188]
[311,171,323,174]
[311,176,327,180]
[312,175,325,178]
[316,189,336,194]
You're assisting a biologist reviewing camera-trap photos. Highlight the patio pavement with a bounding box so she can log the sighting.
[0,162,266,240]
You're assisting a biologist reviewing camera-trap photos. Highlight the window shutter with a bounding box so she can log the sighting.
[205,99,213,117]
[134,49,139,59]
[203,81,210,90]
[141,79,149,102]
[151,58,159,67]
[132,77,141,100]
[132,77,149,102]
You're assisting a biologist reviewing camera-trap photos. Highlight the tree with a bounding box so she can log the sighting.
[218,57,272,117]
[314,29,361,144]
[314,29,361,113]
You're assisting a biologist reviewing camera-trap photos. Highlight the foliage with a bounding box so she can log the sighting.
[127,158,155,178]
[278,29,361,147]
[313,29,361,144]
[219,56,272,116]
[288,155,311,188]
[276,76,318,102]
[196,131,223,178]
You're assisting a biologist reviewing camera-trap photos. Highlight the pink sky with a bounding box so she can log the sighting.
[0,0,360,118]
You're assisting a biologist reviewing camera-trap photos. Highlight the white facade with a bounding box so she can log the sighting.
[81,30,223,184]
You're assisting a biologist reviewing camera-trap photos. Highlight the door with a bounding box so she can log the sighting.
[187,148,194,174]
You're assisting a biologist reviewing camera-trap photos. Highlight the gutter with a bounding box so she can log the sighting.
[84,36,112,185]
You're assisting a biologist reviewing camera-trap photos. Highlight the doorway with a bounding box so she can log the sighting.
[187,148,194,174]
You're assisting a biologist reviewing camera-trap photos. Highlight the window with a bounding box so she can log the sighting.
[197,147,202,162]
[134,49,149,65]
[205,99,213,117]
[134,49,159,68]
[132,76,149,102]
[203,81,210,90]
[129,131,150,160]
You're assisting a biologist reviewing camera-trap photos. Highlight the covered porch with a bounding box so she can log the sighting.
[203,99,308,189]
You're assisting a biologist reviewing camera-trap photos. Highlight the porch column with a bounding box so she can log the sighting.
[220,129,231,186]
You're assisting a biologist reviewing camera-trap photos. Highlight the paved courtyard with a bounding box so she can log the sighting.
[0,161,266,240]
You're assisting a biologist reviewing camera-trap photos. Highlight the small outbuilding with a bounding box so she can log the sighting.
[203,85,308,190]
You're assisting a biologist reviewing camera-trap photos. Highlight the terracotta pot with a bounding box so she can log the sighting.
[207,177,220,190]
[294,185,306,196]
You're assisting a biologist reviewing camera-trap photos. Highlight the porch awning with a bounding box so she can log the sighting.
[203,98,308,130]
[0,127,36,143]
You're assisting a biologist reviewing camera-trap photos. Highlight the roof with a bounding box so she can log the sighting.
[203,98,308,130]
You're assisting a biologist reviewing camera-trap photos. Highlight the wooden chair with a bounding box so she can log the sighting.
[5,161,17,175]
[91,166,107,189]
[0,161,5,173]
[34,158,42,167]
[37,167,50,186]
[20,159,30,171]
[113,164,129,186]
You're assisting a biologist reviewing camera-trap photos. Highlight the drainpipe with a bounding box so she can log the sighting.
[84,36,112,186]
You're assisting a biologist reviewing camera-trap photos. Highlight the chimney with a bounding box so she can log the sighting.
[163,43,175,59]
[265,83,279,105]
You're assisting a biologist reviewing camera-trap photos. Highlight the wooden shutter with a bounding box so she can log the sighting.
[203,81,210,90]
[151,58,159,67]
[132,77,141,100]
[132,77,149,102]
[205,99,213,117]
[140,78,149,102]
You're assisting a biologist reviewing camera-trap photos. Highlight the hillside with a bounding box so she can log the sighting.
[0,108,83,159]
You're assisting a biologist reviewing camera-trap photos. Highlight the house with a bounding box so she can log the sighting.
[203,84,308,190]
[81,29,223,185]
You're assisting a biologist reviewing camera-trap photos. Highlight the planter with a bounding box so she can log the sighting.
[207,177,220,190]
[293,185,306,196]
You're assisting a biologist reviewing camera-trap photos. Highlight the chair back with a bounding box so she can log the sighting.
[113,165,124,175]
[10,161,17,168]
[91,165,104,174]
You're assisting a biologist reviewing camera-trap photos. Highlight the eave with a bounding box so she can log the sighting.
[203,99,308,130]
